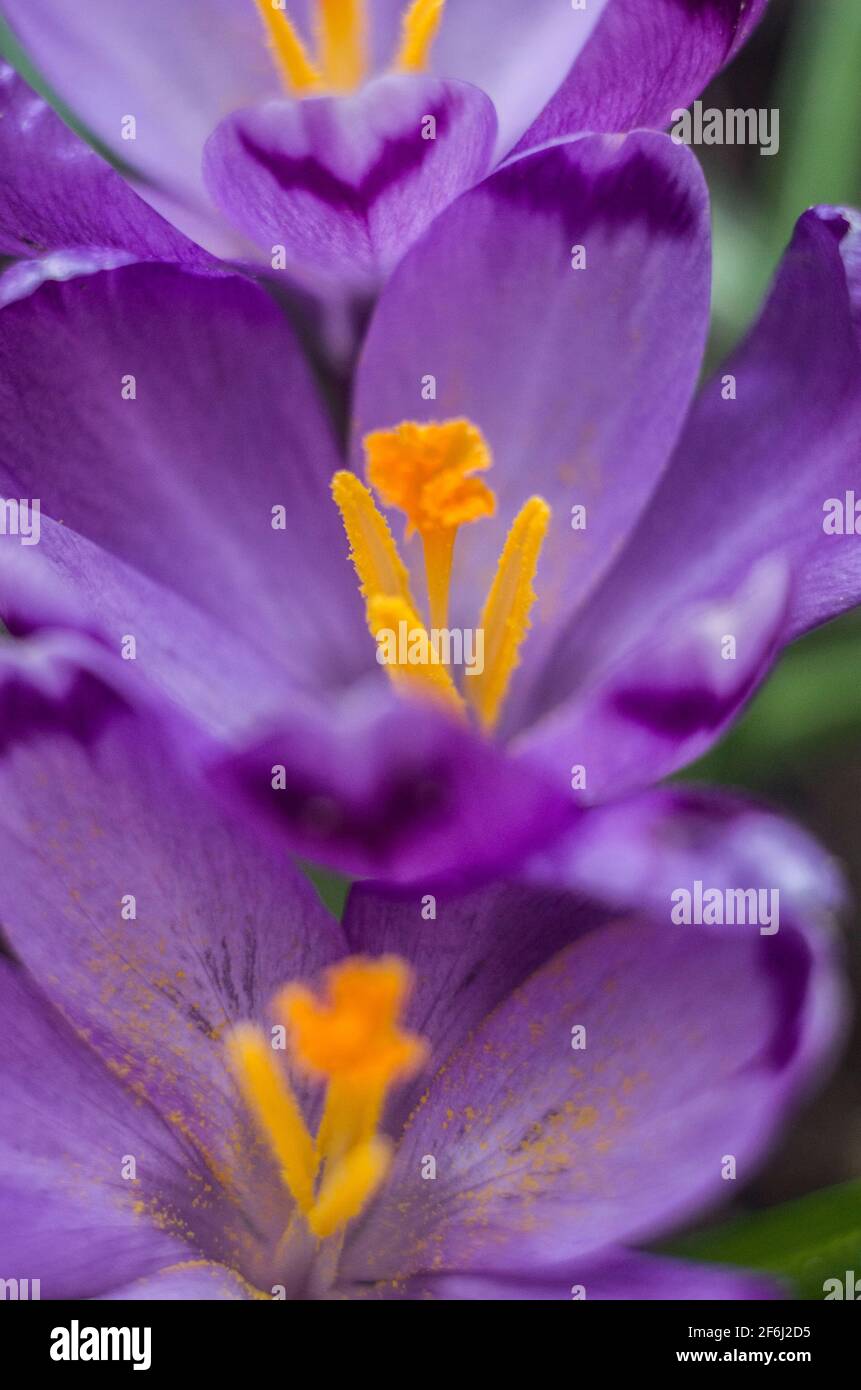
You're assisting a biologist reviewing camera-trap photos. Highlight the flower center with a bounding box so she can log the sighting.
[226,956,425,1241]
[253,0,446,96]
[331,420,551,730]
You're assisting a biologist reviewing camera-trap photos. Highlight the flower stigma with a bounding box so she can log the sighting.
[332,420,551,730]
[253,0,446,96]
[226,956,425,1242]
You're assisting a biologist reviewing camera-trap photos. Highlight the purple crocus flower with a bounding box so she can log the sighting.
[0,0,768,325]
[0,656,844,1300]
[1,83,860,889]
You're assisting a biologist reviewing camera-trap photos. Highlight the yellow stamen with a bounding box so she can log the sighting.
[280,956,424,1156]
[395,0,446,72]
[365,420,496,630]
[226,1024,317,1212]
[278,956,425,1082]
[308,1137,391,1238]
[466,497,551,732]
[333,422,549,729]
[368,594,465,714]
[331,470,418,612]
[316,0,368,92]
[420,529,456,632]
[280,958,424,1171]
[314,1074,388,1165]
[254,0,324,94]
[227,957,424,1245]
[331,471,464,712]
[365,420,495,540]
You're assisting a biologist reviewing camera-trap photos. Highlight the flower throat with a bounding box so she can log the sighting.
[332,420,551,730]
[254,0,446,96]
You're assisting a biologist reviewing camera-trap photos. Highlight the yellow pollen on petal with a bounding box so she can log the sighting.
[316,0,368,92]
[253,0,324,95]
[225,1023,317,1212]
[308,1137,392,1238]
[395,0,447,72]
[466,496,551,732]
[365,419,496,630]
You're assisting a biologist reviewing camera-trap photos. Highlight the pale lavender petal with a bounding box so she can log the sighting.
[250,2,607,160]
[570,206,861,666]
[203,75,496,293]
[0,524,291,740]
[411,0,608,157]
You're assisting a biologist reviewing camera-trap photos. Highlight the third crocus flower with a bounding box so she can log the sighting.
[1,105,860,888]
[0,657,844,1299]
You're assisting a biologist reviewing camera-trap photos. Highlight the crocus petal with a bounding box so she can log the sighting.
[343,878,608,1106]
[0,68,211,267]
[521,206,861,796]
[353,131,710,738]
[0,521,293,739]
[399,0,609,158]
[0,637,345,1165]
[520,556,791,799]
[230,2,607,161]
[0,0,276,252]
[0,259,369,714]
[0,961,202,1298]
[203,75,497,293]
[672,206,861,643]
[518,0,769,150]
[0,626,132,752]
[346,782,846,1122]
[100,1263,257,1300]
[527,785,847,932]
[209,683,575,883]
[341,900,842,1282]
[385,1252,781,1300]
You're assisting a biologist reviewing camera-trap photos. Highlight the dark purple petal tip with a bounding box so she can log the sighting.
[0,630,130,754]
